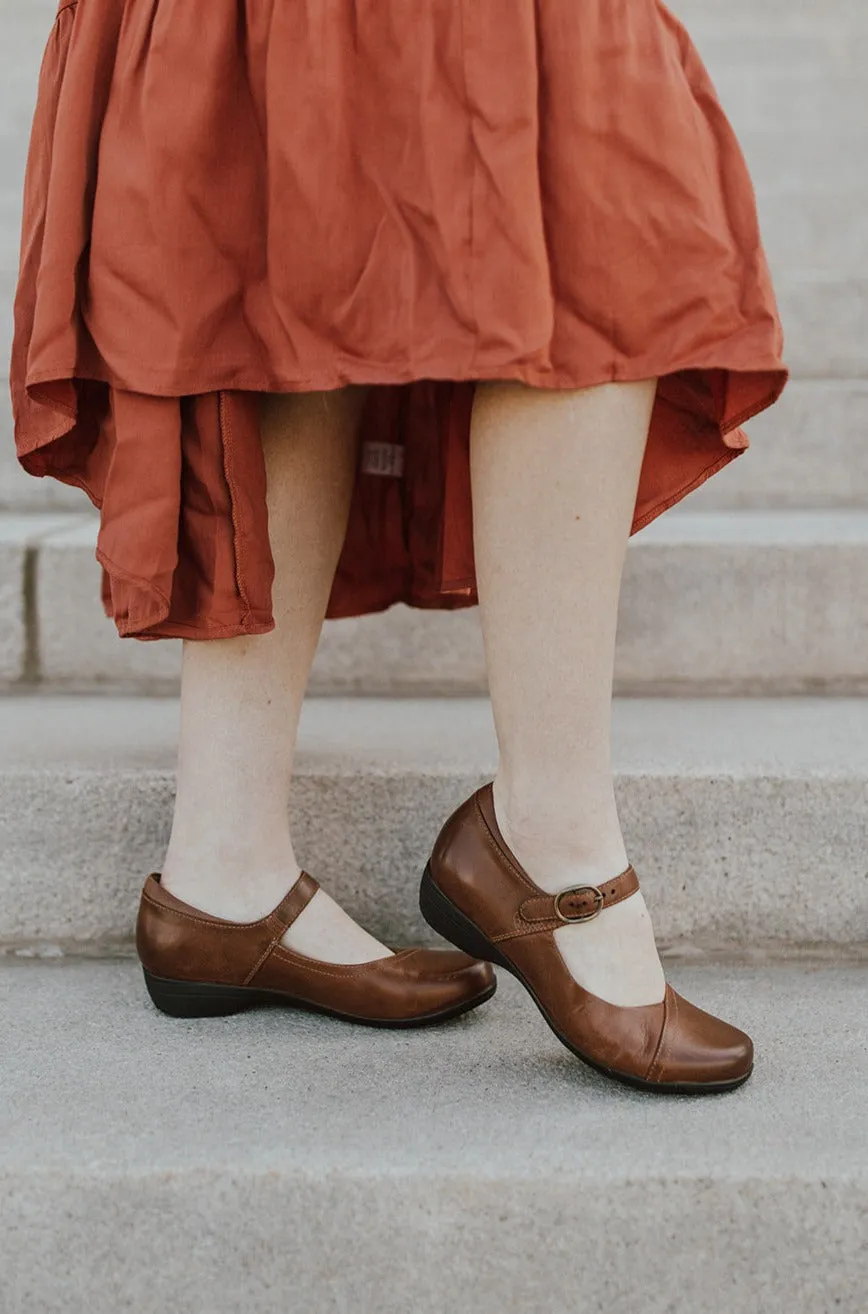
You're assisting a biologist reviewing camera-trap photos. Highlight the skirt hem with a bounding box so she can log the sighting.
[21,339,786,412]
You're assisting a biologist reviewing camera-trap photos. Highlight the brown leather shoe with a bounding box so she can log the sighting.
[137,871,496,1026]
[420,785,753,1093]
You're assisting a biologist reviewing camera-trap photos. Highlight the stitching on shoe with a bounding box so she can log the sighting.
[409,966,486,982]
[492,922,558,944]
[268,946,379,979]
[516,875,639,928]
[244,933,284,987]
[141,889,281,931]
[398,949,480,980]
[472,793,541,896]
[472,795,641,938]
[646,987,673,1082]
[265,947,476,983]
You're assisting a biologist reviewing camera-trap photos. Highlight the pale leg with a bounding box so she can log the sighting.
[161,389,392,965]
[471,379,665,1007]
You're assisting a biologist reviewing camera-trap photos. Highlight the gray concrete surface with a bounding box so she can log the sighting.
[687,380,868,510]
[4,508,868,694]
[35,517,182,688]
[0,513,83,680]
[0,513,26,679]
[1,959,866,1314]
[619,509,868,692]
[0,432,86,511]
[316,511,868,695]
[1,695,866,948]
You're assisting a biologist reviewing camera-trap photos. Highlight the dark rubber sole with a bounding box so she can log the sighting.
[142,966,496,1028]
[419,864,752,1096]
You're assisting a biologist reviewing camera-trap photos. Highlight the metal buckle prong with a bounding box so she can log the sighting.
[554,885,605,924]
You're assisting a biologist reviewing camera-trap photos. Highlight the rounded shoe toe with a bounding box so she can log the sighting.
[654,990,754,1088]
[689,1016,753,1085]
[406,948,496,1015]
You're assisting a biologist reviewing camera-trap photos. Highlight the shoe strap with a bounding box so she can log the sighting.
[272,871,320,931]
[516,865,640,929]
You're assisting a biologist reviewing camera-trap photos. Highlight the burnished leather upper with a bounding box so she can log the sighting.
[430,785,753,1087]
[136,872,494,1023]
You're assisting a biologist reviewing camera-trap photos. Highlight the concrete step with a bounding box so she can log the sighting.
[0,512,89,682]
[1,958,865,1314]
[686,380,868,510]
[0,432,85,512]
[2,509,868,694]
[1,694,866,949]
[4,379,868,515]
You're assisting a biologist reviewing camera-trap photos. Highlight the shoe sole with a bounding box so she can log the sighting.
[419,864,752,1095]
[142,965,496,1027]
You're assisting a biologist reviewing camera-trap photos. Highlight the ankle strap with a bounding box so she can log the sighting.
[515,866,640,930]
[273,871,319,930]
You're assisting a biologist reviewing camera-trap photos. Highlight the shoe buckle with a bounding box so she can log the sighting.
[554,885,605,923]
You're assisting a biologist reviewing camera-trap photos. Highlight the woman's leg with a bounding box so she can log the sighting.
[160,388,391,965]
[471,379,664,1007]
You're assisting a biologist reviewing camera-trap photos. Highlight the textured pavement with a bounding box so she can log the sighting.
[1,959,866,1313]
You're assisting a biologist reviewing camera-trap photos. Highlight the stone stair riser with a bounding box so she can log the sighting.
[3,512,868,693]
[2,765,866,947]
[2,1173,862,1314]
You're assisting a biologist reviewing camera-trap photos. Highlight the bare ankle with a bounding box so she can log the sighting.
[161,849,300,923]
[491,778,629,893]
[160,854,392,965]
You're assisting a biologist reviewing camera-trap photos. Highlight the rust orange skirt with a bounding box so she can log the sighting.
[11,0,787,639]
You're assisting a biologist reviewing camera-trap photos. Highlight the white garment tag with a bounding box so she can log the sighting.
[361,441,405,478]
